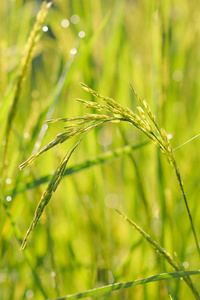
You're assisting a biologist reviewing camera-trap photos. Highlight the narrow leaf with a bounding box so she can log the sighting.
[21,138,83,250]
[49,271,200,300]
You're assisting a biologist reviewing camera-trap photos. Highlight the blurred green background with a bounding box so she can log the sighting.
[1,0,200,299]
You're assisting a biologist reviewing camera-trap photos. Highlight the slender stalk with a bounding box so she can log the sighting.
[116,210,200,300]
[174,161,200,259]
[0,1,51,187]
[129,82,200,260]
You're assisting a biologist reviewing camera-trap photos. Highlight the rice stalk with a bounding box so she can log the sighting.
[19,115,113,170]
[116,210,200,300]
[0,1,51,186]
[80,82,200,259]
[20,83,199,259]
[21,137,84,250]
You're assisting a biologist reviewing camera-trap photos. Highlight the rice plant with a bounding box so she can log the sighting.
[1,0,200,299]
[19,82,200,298]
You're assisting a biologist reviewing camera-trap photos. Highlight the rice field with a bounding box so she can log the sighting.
[1,0,200,299]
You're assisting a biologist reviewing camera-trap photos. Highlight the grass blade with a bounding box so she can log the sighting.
[49,271,200,300]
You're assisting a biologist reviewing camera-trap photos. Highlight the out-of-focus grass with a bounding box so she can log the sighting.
[1,0,200,299]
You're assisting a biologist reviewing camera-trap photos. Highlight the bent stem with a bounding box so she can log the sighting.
[128,83,200,260]
[19,83,200,257]
[116,210,200,300]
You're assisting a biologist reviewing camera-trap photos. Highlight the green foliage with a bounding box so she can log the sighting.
[1,0,200,299]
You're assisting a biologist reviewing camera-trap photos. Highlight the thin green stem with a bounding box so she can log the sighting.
[174,162,200,259]
[116,210,200,299]
[0,1,51,189]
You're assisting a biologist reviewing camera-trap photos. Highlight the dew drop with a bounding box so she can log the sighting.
[42,26,48,32]
[97,128,113,147]
[25,289,34,299]
[51,271,56,277]
[6,178,12,185]
[78,31,85,38]
[61,19,70,28]
[70,14,80,24]
[35,141,41,149]
[70,48,77,55]
[24,132,29,139]
[182,261,189,269]
[172,70,183,82]
[153,10,158,20]
[167,133,173,140]
[105,193,118,209]
[170,7,182,20]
